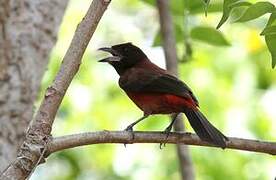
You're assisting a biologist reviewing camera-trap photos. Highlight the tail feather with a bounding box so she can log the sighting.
[184,109,228,149]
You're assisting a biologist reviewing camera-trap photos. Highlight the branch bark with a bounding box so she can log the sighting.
[0,0,111,179]
[156,0,195,179]
[47,131,276,155]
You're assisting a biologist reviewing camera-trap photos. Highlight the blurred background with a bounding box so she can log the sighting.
[31,0,276,179]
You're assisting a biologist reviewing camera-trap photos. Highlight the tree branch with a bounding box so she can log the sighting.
[156,0,178,75]
[47,131,276,155]
[0,0,111,179]
[156,0,195,179]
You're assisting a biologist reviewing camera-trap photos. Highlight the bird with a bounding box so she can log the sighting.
[98,42,228,148]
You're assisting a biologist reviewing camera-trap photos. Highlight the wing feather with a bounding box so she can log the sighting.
[119,69,199,106]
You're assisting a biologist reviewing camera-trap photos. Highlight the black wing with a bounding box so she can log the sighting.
[119,70,199,106]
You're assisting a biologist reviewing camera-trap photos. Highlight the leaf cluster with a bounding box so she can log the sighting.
[143,0,276,68]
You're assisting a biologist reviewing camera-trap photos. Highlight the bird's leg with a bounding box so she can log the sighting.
[124,115,149,142]
[125,115,149,132]
[164,113,179,137]
[160,113,179,149]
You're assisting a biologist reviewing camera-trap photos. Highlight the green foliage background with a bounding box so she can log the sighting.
[31,0,276,179]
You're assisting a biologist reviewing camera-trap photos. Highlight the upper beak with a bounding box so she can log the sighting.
[98,47,117,55]
[98,47,121,62]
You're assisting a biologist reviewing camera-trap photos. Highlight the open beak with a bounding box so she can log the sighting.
[98,47,121,62]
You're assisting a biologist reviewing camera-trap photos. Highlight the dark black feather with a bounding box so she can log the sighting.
[119,71,198,106]
[184,109,228,148]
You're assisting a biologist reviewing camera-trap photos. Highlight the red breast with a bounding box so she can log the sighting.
[126,92,197,115]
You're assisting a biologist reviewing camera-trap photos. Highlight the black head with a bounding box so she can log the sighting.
[98,42,147,75]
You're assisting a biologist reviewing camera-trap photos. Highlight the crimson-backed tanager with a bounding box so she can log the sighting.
[98,42,228,148]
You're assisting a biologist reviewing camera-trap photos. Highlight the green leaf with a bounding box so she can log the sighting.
[267,12,276,26]
[260,25,276,35]
[234,1,275,22]
[265,35,276,68]
[228,1,252,9]
[190,26,230,46]
[216,0,252,29]
[189,2,222,14]
[264,13,276,68]
[202,0,211,16]
[217,0,239,29]
[167,0,222,15]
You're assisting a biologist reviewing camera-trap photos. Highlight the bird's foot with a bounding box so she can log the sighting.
[159,125,173,149]
[124,125,135,147]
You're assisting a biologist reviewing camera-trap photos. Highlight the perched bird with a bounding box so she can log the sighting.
[98,42,228,148]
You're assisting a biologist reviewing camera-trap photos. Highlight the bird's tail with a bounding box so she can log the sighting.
[184,109,228,148]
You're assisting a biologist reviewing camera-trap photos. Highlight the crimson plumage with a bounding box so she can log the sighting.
[119,60,198,114]
[99,42,228,148]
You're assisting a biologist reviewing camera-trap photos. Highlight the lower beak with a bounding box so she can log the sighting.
[98,56,121,62]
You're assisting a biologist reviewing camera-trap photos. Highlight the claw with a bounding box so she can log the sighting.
[160,124,173,149]
[159,114,179,149]
[159,143,163,149]
[124,125,135,147]
[125,125,133,132]
[124,125,135,140]
[123,115,149,147]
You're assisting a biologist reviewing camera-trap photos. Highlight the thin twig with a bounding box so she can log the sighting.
[0,0,111,179]
[156,0,195,179]
[47,131,276,155]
